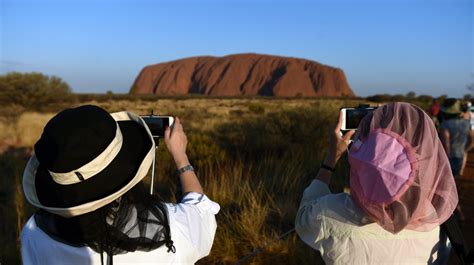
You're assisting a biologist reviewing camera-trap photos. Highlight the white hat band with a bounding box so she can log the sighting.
[48,125,123,185]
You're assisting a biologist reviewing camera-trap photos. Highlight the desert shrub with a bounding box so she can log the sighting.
[405,91,416,99]
[248,103,265,114]
[416,94,433,102]
[229,109,245,117]
[214,105,334,160]
[366,94,392,102]
[0,72,74,112]
[365,94,434,111]
[187,134,227,167]
[143,133,228,201]
[390,94,406,102]
[212,104,352,192]
[76,93,144,103]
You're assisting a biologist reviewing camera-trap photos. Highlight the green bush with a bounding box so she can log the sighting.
[0,72,74,111]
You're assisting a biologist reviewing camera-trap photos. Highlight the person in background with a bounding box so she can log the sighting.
[461,101,472,121]
[439,98,473,178]
[460,101,473,176]
[21,105,220,264]
[295,102,458,264]
[430,98,441,128]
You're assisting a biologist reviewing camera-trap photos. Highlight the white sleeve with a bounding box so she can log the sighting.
[299,179,331,206]
[168,192,220,259]
[295,180,330,253]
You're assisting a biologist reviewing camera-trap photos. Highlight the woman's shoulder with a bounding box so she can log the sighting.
[21,215,49,241]
[21,215,37,239]
[316,192,373,227]
[165,192,220,216]
[317,194,442,239]
[163,193,220,259]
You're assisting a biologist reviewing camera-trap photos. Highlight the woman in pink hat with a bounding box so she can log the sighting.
[295,102,458,264]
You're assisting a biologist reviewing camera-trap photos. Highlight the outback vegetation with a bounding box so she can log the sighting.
[0,72,465,264]
[0,72,74,114]
[1,97,361,264]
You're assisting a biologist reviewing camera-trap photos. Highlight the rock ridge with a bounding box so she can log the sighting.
[130,53,355,97]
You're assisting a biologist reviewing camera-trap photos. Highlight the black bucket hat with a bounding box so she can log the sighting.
[23,105,155,217]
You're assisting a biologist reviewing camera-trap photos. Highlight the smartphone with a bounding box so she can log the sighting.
[141,115,175,138]
[340,107,376,131]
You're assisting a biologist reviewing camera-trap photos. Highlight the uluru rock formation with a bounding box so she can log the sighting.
[130,53,355,97]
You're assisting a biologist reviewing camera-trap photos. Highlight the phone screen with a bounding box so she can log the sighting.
[142,117,170,137]
[345,108,375,130]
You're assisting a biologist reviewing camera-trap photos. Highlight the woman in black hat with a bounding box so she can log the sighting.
[21,105,220,264]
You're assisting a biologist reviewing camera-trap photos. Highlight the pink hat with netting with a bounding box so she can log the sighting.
[348,102,458,233]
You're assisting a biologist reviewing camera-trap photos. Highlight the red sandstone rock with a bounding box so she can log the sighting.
[130,53,355,97]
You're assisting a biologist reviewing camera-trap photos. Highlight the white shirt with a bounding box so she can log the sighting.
[21,192,220,265]
[295,180,450,265]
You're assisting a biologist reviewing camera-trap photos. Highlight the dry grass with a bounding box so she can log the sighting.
[0,98,367,264]
[0,112,55,149]
[0,98,363,149]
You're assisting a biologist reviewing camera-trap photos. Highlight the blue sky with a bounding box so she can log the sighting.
[0,0,472,97]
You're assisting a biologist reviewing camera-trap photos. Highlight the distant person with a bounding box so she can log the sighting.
[460,101,473,176]
[295,102,458,264]
[468,101,474,130]
[439,98,473,178]
[430,99,441,127]
[461,101,472,120]
[21,105,219,264]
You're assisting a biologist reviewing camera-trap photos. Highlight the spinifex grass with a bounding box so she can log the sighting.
[0,98,365,264]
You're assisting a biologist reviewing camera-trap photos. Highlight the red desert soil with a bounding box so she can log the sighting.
[130,53,355,97]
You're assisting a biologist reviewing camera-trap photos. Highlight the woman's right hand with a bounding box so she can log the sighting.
[325,112,356,167]
[164,117,190,168]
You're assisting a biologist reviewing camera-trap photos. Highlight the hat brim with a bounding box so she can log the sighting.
[440,108,461,114]
[441,101,462,114]
[23,111,155,217]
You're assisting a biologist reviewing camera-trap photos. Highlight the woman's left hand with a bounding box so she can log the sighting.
[325,111,356,167]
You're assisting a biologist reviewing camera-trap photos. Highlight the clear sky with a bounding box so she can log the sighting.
[0,0,472,97]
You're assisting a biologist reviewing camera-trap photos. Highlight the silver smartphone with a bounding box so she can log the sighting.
[340,107,376,131]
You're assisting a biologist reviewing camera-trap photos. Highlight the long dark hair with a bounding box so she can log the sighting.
[35,182,175,264]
